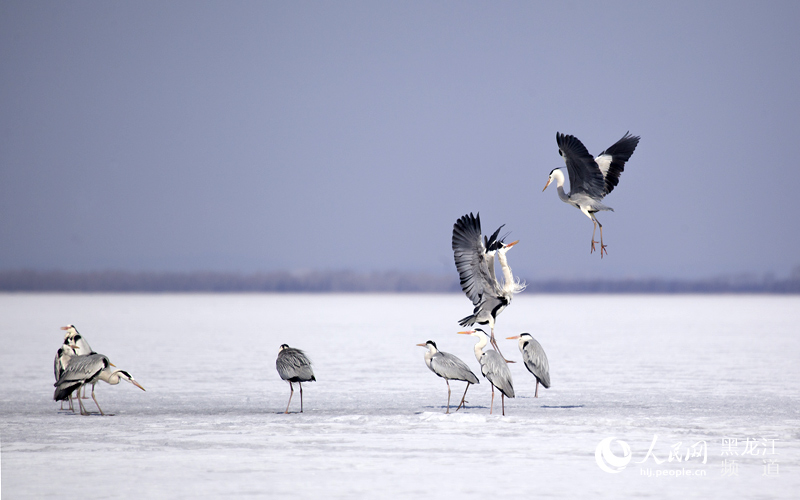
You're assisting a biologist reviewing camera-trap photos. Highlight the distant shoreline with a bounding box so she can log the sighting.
[1,270,798,294]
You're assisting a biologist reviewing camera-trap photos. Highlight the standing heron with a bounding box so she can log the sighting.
[53,353,145,415]
[507,333,551,397]
[543,132,640,257]
[416,340,479,413]
[53,341,79,410]
[458,329,514,415]
[61,325,92,355]
[276,344,315,414]
[61,325,93,400]
[452,212,525,360]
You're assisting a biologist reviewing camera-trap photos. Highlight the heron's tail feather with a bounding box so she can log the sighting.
[54,382,81,401]
[458,314,477,327]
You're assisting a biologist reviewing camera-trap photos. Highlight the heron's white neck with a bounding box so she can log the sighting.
[99,368,124,386]
[550,169,570,202]
[423,345,436,369]
[471,333,489,362]
[552,168,566,187]
[496,250,526,294]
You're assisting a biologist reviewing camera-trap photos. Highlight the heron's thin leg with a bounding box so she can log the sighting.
[490,385,494,415]
[284,382,293,414]
[502,394,505,416]
[490,326,514,364]
[77,387,89,415]
[444,379,452,414]
[91,383,105,416]
[598,220,608,257]
[455,383,470,411]
[299,382,303,413]
[535,380,539,398]
[590,219,599,254]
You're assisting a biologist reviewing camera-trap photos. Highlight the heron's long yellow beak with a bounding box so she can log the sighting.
[505,240,519,248]
[506,335,521,340]
[457,330,475,335]
[415,343,427,347]
[109,362,116,367]
[542,177,552,192]
[60,326,70,331]
[131,380,146,391]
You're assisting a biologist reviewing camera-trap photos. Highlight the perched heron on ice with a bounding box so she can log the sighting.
[53,353,145,415]
[61,325,92,355]
[458,329,514,415]
[507,333,550,397]
[61,325,93,399]
[452,212,525,360]
[53,341,79,410]
[416,340,479,413]
[276,344,316,414]
[543,132,640,257]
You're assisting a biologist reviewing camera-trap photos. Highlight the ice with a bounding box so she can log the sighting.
[1,293,799,498]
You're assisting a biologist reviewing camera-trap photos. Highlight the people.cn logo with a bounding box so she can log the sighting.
[595,437,632,473]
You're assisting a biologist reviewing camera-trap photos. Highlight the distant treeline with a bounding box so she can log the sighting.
[1,270,799,293]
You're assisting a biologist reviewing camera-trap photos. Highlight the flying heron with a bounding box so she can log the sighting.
[458,329,514,415]
[507,333,550,397]
[543,132,640,257]
[275,344,315,414]
[416,340,479,413]
[452,212,525,360]
[54,353,145,415]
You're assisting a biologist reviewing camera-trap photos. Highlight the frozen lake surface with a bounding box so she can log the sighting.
[1,293,798,498]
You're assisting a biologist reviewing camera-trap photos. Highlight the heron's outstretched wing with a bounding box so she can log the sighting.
[522,338,551,388]
[595,132,640,196]
[556,132,605,198]
[431,351,479,384]
[276,347,315,382]
[452,213,501,306]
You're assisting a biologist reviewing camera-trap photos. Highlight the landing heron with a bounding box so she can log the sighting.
[543,132,640,257]
[452,212,525,360]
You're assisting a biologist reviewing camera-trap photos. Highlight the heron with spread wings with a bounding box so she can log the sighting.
[452,212,525,361]
[543,132,640,257]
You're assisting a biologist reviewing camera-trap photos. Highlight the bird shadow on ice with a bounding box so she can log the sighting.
[540,405,584,409]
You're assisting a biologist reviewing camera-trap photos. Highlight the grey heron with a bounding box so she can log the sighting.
[452,212,525,360]
[53,353,145,415]
[458,329,514,415]
[507,333,551,397]
[416,340,479,413]
[61,325,93,399]
[276,344,315,414]
[61,325,92,354]
[53,341,79,410]
[543,132,640,257]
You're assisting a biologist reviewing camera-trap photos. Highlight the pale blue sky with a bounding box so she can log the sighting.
[1,1,798,280]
